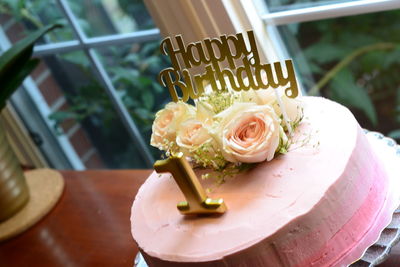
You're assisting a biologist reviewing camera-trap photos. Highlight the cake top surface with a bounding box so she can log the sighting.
[131,96,360,261]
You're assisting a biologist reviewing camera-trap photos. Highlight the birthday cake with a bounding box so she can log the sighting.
[130,32,399,266]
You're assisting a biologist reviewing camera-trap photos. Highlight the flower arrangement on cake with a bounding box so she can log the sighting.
[150,80,303,183]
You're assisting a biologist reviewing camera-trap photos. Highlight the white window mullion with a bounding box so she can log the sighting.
[261,0,400,26]
[57,0,155,167]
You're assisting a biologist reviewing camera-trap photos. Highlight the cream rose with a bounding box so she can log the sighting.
[241,87,276,106]
[195,100,214,126]
[176,119,212,150]
[150,102,195,150]
[276,94,303,123]
[215,103,281,163]
[240,76,276,105]
[241,82,303,123]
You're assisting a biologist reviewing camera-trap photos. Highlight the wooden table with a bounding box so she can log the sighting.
[0,170,149,267]
[0,170,399,266]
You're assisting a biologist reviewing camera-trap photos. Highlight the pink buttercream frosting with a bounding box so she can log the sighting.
[131,97,399,267]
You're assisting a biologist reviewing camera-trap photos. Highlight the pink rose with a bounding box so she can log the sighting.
[150,102,195,150]
[215,103,281,163]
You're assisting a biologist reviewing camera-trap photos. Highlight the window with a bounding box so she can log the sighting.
[0,0,170,169]
[256,0,400,140]
[2,0,399,170]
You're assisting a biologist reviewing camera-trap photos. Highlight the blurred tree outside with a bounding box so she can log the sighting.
[279,8,400,140]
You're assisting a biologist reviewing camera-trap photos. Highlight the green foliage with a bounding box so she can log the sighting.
[118,0,154,29]
[0,58,39,109]
[0,0,72,41]
[48,41,170,132]
[291,9,400,139]
[0,24,61,110]
[330,68,377,125]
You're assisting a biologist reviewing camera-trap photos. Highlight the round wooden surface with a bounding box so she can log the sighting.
[0,169,64,241]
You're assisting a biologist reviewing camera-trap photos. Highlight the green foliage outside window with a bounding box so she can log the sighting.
[284,9,400,140]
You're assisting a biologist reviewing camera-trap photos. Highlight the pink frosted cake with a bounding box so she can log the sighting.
[131,96,399,267]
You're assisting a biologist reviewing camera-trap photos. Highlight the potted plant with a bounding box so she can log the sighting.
[0,24,60,222]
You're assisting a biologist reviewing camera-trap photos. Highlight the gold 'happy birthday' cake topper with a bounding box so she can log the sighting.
[158,30,299,102]
[154,31,300,216]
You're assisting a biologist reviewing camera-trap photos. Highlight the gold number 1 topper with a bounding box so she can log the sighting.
[154,153,227,215]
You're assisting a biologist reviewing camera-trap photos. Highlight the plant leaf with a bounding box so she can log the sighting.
[141,90,154,110]
[0,24,60,108]
[330,68,377,126]
[304,43,349,64]
[0,24,61,77]
[48,110,78,121]
[0,58,39,110]
[0,23,62,105]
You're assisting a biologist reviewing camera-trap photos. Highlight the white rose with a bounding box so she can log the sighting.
[276,94,303,123]
[150,102,195,150]
[195,100,214,126]
[241,79,303,123]
[241,87,276,106]
[176,119,212,152]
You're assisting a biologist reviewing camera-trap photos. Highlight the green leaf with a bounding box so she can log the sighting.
[0,58,39,110]
[0,24,61,78]
[152,82,163,93]
[134,107,154,121]
[141,90,154,110]
[330,68,377,126]
[388,129,400,139]
[308,62,324,74]
[0,24,62,107]
[137,76,152,87]
[304,43,348,64]
[110,67,139,84]
[359,51,386,73]
[48,110,78,122]
[383,47,400,67]
[61,51,90,67]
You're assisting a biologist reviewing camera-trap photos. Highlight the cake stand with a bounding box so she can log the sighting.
[133,131,400,267]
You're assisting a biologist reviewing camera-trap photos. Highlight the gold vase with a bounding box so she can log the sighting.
[0,121,29,222]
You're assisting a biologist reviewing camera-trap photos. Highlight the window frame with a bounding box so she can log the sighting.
[260,0,400,26]
[2,0,164,169]
[6,0,399,169]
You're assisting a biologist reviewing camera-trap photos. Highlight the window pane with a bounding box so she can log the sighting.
[277,10,400,140]
[0,0,75,43]
[95,41,171,159]
[264,0,359,12]
[67,0,154,37]
[21,49,147,169]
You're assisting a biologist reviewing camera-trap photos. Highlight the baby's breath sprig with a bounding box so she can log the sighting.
[161,138,180,158]
[290,107,304,131]
[191,142,227,170]
[202,161,256,188]
[199,90,238,114]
